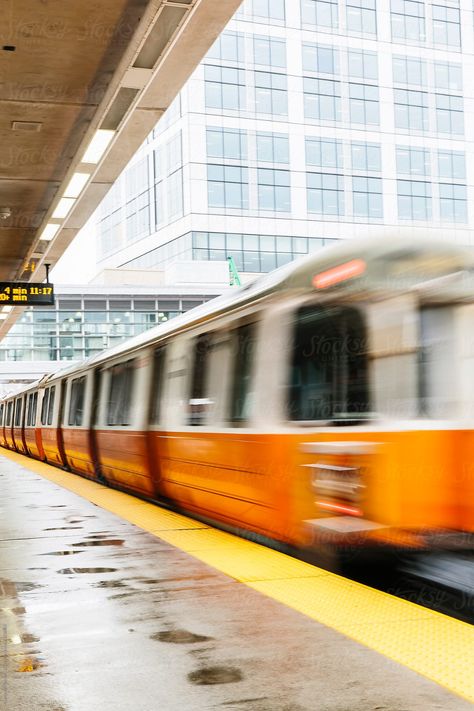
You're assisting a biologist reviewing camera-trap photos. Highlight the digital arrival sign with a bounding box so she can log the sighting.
[0,282,55,306]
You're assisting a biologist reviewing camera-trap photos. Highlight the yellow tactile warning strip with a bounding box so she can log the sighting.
[3,448,473,703]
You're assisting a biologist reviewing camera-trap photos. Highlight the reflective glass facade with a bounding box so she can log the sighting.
[96,0,474,279]
[0,291,216,362]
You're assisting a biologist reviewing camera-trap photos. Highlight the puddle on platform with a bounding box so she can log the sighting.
[57,567,117,575]
[43,527,82,531]
[188,666,243,685]
[71,539,123,547]
[3,582,43,594]
[93,580,127,589]
[151,629,213,644]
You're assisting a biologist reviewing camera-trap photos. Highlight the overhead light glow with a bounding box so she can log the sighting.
[39,223,61,241]
[63,172,90,198]
[52,197,75,219]
[0,313,7,320]
[81,129,114,164]
[2,306,13,313]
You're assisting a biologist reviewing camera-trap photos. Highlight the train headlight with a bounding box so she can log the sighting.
[306,463,365,516]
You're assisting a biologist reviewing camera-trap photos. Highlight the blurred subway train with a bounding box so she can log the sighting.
[2,236,474,566]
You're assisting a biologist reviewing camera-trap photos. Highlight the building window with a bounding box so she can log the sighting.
[302,44,339,75]
[346,0,376,35]
[248,0,285,23]
[432,4,461,48]
[253,36,286,67]
[304,78,341,121]
[206,128,247,161]
[167,169,183,221]
[351,142,381,172]
[439,183,467,223]
[256,133,289,163]
[397,180,432,220]
[435,94,464,135]
[205,65,246,111]
[206,31,245,63]
[192,233,317,273]
[254,71,288,115]
[392,55,427,86]
[396,147,430,176]
[352,177,383,218]
[306,138,342,169]
[394,89,428,131]
[391,0,425,42]
[257,169,291,212]
[301,0,338,29]
[125,157,149,199]
[348,50,378,81]
[349,83,379,125]
[125,191,150,242]
[307,172,344,215]
[437,151,465,180]
[208,165,249,210]
[434,62,462,92]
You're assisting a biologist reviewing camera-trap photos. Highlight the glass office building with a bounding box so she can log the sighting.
[96,0,474,278]
[0,286,220,363]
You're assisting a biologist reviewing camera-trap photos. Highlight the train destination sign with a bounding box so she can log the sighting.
[0,282,55,305]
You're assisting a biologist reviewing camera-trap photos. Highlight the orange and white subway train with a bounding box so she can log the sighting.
[2,236,474,565]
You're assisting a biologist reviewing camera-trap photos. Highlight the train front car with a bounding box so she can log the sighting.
[287,238,474,564]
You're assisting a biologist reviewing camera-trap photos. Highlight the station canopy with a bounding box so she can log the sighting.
[0,0,241,333]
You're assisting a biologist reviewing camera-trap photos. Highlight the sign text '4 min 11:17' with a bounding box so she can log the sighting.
[0,283,55,305]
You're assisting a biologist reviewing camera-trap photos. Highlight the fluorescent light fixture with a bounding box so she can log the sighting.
[2,306,13,313]
[0,313,7,320]
[39,223,60,241]
[52,197,75,219]
[81,129,114,164]
[63,172,90,198]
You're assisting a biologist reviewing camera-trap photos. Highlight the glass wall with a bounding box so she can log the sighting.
[0,294,214,362]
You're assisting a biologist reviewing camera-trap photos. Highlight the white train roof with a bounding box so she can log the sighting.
[32,234,474,386]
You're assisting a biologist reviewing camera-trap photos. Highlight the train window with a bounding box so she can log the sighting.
[419,306,456,417]
[189,334,211,425]
[41,389,49,426]
[32,392,38,426]
[14,399,22,427]
[47,386,56,426]
[230,323,256,423]
[68,376,86,426]
[107,360,135,426]
[288,305,369,422]
[5,401,13,427]
[26,395,32,426]
[6,402,12,427]
[0,403,3,427]
[151,347,166,424]
[27,393,36,427]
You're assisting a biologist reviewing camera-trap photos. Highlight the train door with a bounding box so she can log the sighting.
[419,306,457,419]
[57,380,67,466]
[89,368,103,480]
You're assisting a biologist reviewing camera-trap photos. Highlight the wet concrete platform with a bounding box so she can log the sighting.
[0,453,472,711]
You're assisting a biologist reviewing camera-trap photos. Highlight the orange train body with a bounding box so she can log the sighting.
[2,236,474,560]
